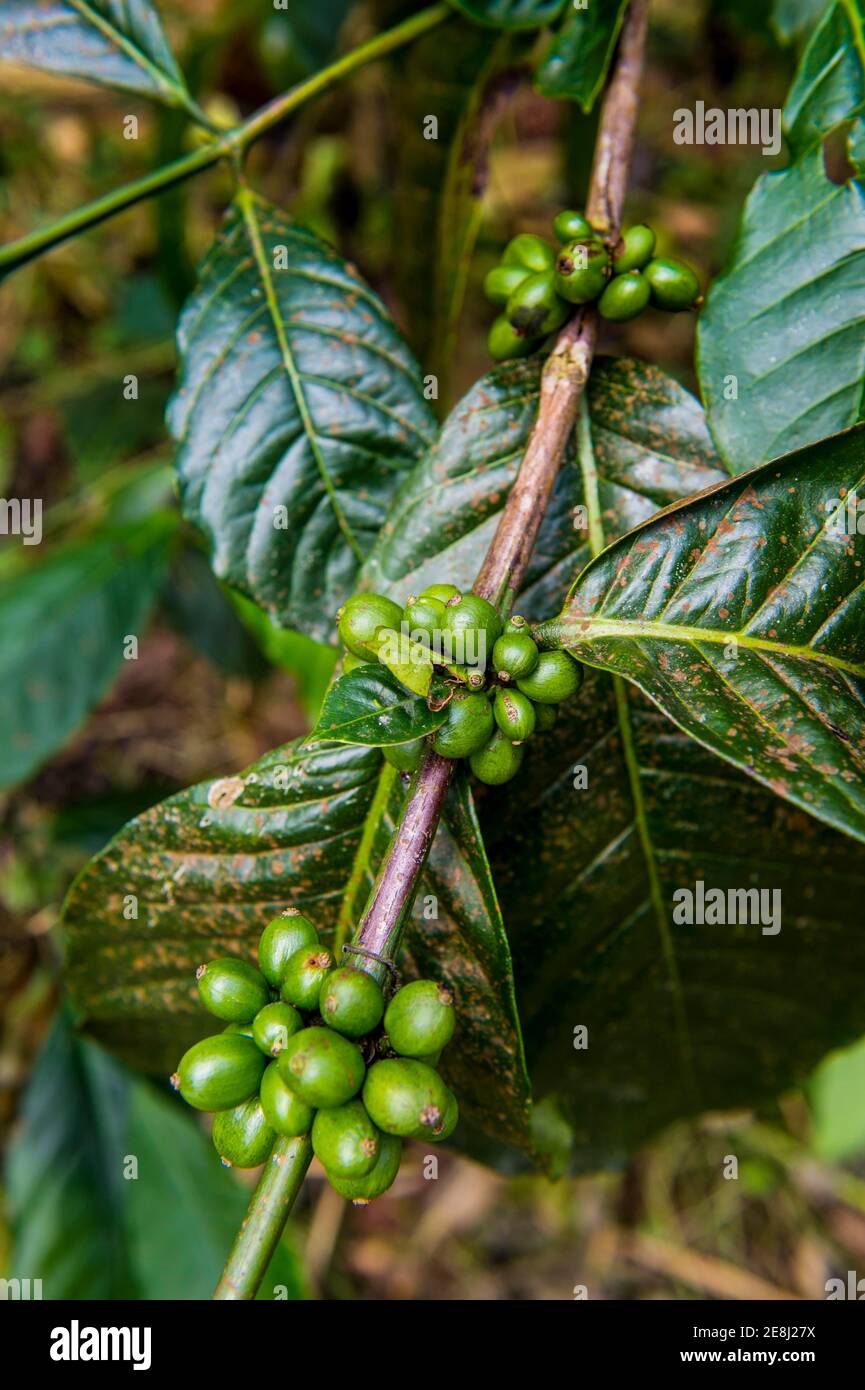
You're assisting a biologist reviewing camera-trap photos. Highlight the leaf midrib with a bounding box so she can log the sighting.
[69,0,183,102]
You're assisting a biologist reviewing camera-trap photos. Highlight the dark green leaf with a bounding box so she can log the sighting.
[0,515,176,790]
[6,1010,136,1299]
[311,667,446,745]
[261,0,352,83]
[447,0,566,28]
[697,148,865,469]
[0,0,191,107]
[783,0,865,153]
[535,0,628,110]
[540,423,865,843]
[366,354,727,617]
[392,22,521,386]
[62,736,533,1152]
[772,0,833,43]
[168,192,436,642]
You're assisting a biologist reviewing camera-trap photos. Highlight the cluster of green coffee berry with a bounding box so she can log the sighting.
[338,583,583,786]
[485,210,702,361]
[172,909,458,1204]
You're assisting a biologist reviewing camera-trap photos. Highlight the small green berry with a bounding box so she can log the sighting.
[504,614,530,634]
[337,593,403,659]
[403,594,445,639]
[644,256,700,311]
[280,947,333,1011]
[312,1100,381,1178]
[505,270,569,338]
[326,1133,402,1204]
[553,210,593,243]
[260,1060,315,1136]
[212,1098,275,1168]
[493,688,537,741]
[598,270,651,322]
[384,979,456,1058]
[484,263,531,304]
[501,232,556,274]
[321,966,385,1039]
[442,593,502,665]
[420,583,461,604]
[430,691,494,760]
[492,632,539,681]
[488,314,537,362]
[252,1001,303,1057]
[533,701,558,731]
[258,909,319,988]
[362,1059,451,1138]
[516,651,583,704]
[554,238,610,304]
[428,1089,459,1143]
[173,1034,266,1112]
[469,729,525,785]
[196,958,270,1023]
[612,224,656,273]
[277,1027,365,1109]
[382,738,426,774]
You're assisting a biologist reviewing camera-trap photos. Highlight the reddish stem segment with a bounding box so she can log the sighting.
[356,0,650,963]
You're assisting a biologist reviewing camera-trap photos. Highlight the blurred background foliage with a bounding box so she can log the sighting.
[2,0,865,1300]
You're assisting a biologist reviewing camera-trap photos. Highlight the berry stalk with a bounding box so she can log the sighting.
[213,1133,312,1301]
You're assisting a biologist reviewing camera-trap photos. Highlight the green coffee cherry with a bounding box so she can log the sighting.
[431,691,494,759]
[469,729,524,785]
[428,1088,459,1143]
[252,1001,303,1057]
[403,594,445,638]
[258,909,319,988]
[506,271,569,338]
[492,632,539,681]
[613,224,656,273]
[554,238,610,304]
[321,966,385,1039]
[362,1058,451,1138]
[421,583,461,604]
[553,209,593,243]
[260,1060,314,1136]
[196,958,270,1023]
[442,593,502,661]
[280,946,333,1011]
[384,979,456,1058]
[277,1027,365,1108]
[533,702,557,731]
[337,592,403,659]
[484,263,531,305]
[212,1097,275,1168]
[326,1133,402,1204]
[493,688,536,741]
[173,1034,266,1112]
[488,314,537,362]
[504,614,530,635]
[382,739,425,774]
[312,1099,381,1178]
[516,650,583,704]
[644,257,700,311]
[502,232,556,274]
[598,270,651,322]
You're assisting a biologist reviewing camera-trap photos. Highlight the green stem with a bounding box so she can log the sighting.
[213,1134,313,1301]
[0,3,450,279]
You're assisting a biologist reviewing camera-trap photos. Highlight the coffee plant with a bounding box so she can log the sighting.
[3,0,865,1302]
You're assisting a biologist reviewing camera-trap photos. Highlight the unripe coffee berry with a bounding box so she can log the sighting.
[516,651,583,704]
[554,238,610,304]
[252,1001,303,1057]
[612,224,656,273]
[484,263,531,304]
[312,1100,381,1178]
[326,1133,402,1205]
[492,632,539,681]
[403,594,445,638]
[493,688,536,741]
[258,909,319,987]
[506,270,568,338]
[553,209,593,243]
[362,1058,451,1138]
[321,966,385,1038]
[644,256,700,311]
[502,232,556,274]
[431,691,494,760]
[260,1060,314,1136]
[383,738,425,774]
[384,979,456,1058]
[533,701,557,731]
[337,592,403,659]
[429,1088,459,1143]
[212,1097,275,1168]
[280,947,333,1011]
[488,314,536,362]
[442,593,502,661]
[598,270,651,322]
[197,958,270,1023]
[277,1027,365,1108]
[420,583,461,604]
[469,729,524,785]
[173,1033,266,1112]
